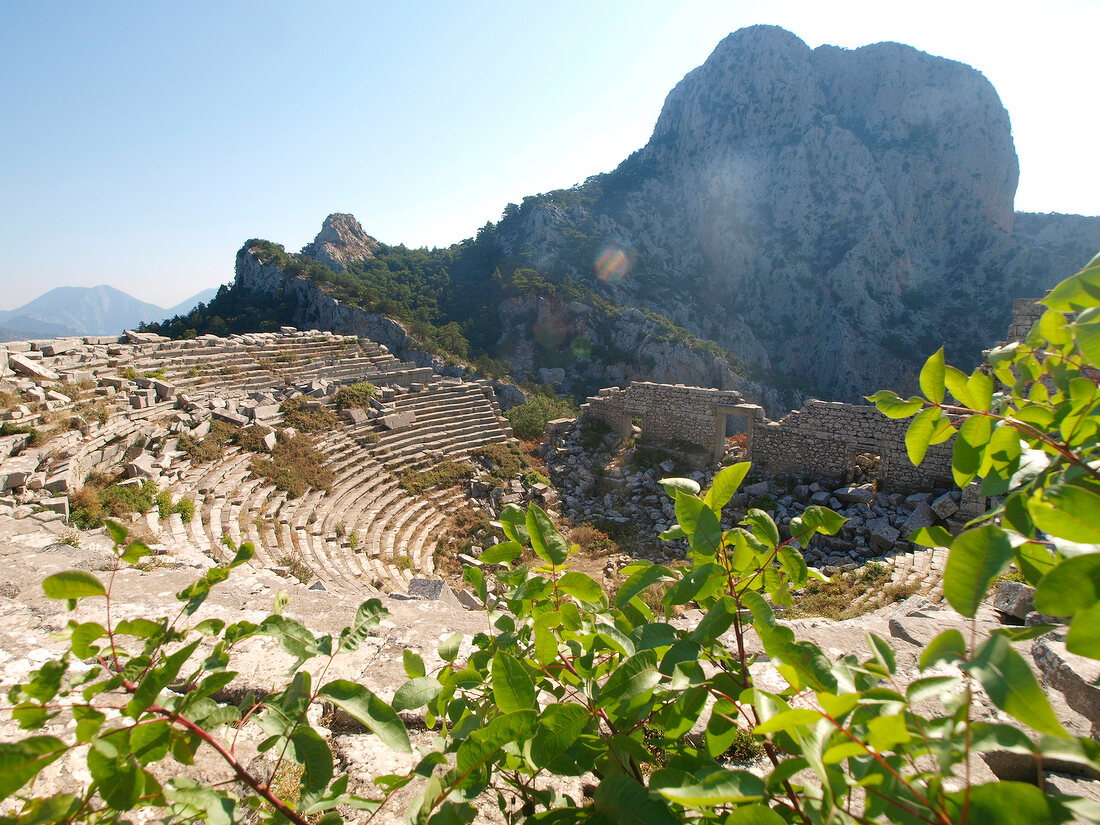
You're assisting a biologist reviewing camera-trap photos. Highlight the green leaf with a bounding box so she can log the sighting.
[557,571,603,603]
[526,504,570,566]
[454,710,536,778]
[1042,251,1100,312]
[866,390,924,419]
[290,726,334,794]
[120,538,151,564]
[105,519,128,547]
[478,541,522,565]
[1034,552,1100,615]
[651,768,766,805]
[919,348,945,404]
[318,680,411,753]
[965,368,994,412]
[392,677,443,712]
[97,756,146,811]
[660,477,701,497]
[905,406,940,466]
[909,525,953,548]
[498,503,529,544]
[533,611,564,665]
[952,414,993,488]
[866,633,896,675]
[438,632,462,663]
[968,635,1067,737]
[743,591,836,691]
[1014,542,1058,587]
[743,509,779,551]
[339,599,384,652]
[0,735,67,799]
[594,775,677,825]
[946,780,1063,825]
[725,806,788,825]
[703,462,750,513]
[943,525,1013,618]
[42,570,106,601]
[919,629,967,669]
[403,649,426,679]
[866,714,911,750]
[492,652,536,714]
[1029,485,1100,544]
[944,364,974,407]
[598,650,660,712]
[1067,602,1100,659]
[615,562,673,608]
[753,708,820,734]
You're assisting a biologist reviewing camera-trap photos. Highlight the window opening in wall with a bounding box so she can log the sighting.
[849,450,882,486]
[630,415,643,441]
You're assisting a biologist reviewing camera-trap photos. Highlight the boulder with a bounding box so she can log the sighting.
[993,581,1036,621]
[833,485,875,504]
[1032,638,1100,728]
[931,492,959,520]
[902,502,937,535]
[8,353,59,381]
[870,522,900,553]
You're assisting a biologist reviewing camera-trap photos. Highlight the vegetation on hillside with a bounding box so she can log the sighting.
[141,226,747,395]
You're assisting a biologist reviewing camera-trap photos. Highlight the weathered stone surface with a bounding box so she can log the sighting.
[870,522,900,552]
[8,353,59,381]
[834,485,875,505]
[993,581,1036,621]
[1033,638,1100,728]
[931,492,959,520]
[342,407,369,426]
[380,410,416,430]
[902,502,937,534]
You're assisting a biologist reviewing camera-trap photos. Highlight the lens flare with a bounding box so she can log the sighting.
[569,336,592,359]
[533,314,567,350]
[595,242,637,284]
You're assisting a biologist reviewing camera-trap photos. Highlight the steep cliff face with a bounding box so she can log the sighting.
[235,244,409,353]
[300,213,380,272]
[494,25,1098,400]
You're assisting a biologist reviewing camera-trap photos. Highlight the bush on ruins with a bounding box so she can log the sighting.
[3,253,1100,823]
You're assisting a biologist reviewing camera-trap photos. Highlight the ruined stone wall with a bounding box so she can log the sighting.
[1006,298,1043,342]
[752,400,954,488]
[582,382,755,460]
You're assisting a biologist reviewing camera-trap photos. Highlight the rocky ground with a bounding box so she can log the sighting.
[1,511,1097,822]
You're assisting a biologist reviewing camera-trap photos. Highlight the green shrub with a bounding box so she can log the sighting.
[472,442,530,479]
[333,381,376,410]
[173,496,195,523]
[7,256,1100,825]
[398,461,474,494]
[505,394,576,440]
[155,489,172,519]
[250,433,333,498]
[279,397,338,433]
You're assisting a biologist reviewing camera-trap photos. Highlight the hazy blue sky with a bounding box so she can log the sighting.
[2,0,1097,310]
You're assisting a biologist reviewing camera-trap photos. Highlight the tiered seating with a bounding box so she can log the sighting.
[371,382,510,468]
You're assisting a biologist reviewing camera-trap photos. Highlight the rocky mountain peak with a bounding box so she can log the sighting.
[492,25,1083,402]
[301,213,380,272]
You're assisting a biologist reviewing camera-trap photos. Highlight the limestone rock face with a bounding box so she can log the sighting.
[493,25,1100,401]
[301,213,380,272]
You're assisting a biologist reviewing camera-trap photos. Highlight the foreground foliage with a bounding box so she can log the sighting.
[4,255,1100,823]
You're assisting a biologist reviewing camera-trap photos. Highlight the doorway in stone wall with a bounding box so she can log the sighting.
[716,410,751,464]
[848,448,883,486]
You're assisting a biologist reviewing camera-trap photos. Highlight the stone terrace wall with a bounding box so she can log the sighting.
[752,400,953,489]
[582,382,758,462]
[1006,298,1043,343]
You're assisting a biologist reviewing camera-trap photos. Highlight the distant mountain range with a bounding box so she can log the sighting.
[0,285,218,341]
